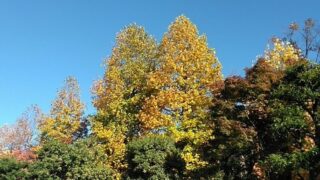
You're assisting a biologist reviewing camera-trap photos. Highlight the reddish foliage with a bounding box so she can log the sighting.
[0,149,37,162]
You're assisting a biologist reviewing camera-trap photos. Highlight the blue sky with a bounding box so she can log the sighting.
[0,0,319,125]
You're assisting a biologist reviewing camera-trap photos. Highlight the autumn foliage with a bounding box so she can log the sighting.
[40,77,85,144]
[1,16,320,179]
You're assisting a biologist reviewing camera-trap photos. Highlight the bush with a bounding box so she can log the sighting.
[28,138,114,179]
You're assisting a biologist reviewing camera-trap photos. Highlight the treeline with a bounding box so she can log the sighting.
[1,16,320,179]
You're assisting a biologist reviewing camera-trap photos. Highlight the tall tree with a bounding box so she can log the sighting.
[40,77,84,144]
[138,16,223,171]
[91,24,158,173]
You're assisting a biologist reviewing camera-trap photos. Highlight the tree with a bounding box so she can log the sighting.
[39,77,85,144]
[264,61,320,179]
[91,24,158,173]
[126,136,184,179]
[0,125,16,152]
[138,16,223,171]
[209,68,267,179]
[0,105,41,152]
[286,18,320,62]
[264,38,300,70]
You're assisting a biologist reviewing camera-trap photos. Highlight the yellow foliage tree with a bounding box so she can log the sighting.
[92,25,158,173]
[40,77,84,144]
[138,16,223,171]
[264,38,300,70]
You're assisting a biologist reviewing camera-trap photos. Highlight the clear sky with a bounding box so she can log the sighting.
[1,0,319,125]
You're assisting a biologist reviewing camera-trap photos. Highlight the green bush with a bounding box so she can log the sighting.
[28,138,114,179]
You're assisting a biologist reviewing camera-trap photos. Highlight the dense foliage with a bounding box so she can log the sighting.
[126,136,184,179]
[1,16,319,179]
[0,158,28,179]
[28,138,113,179]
